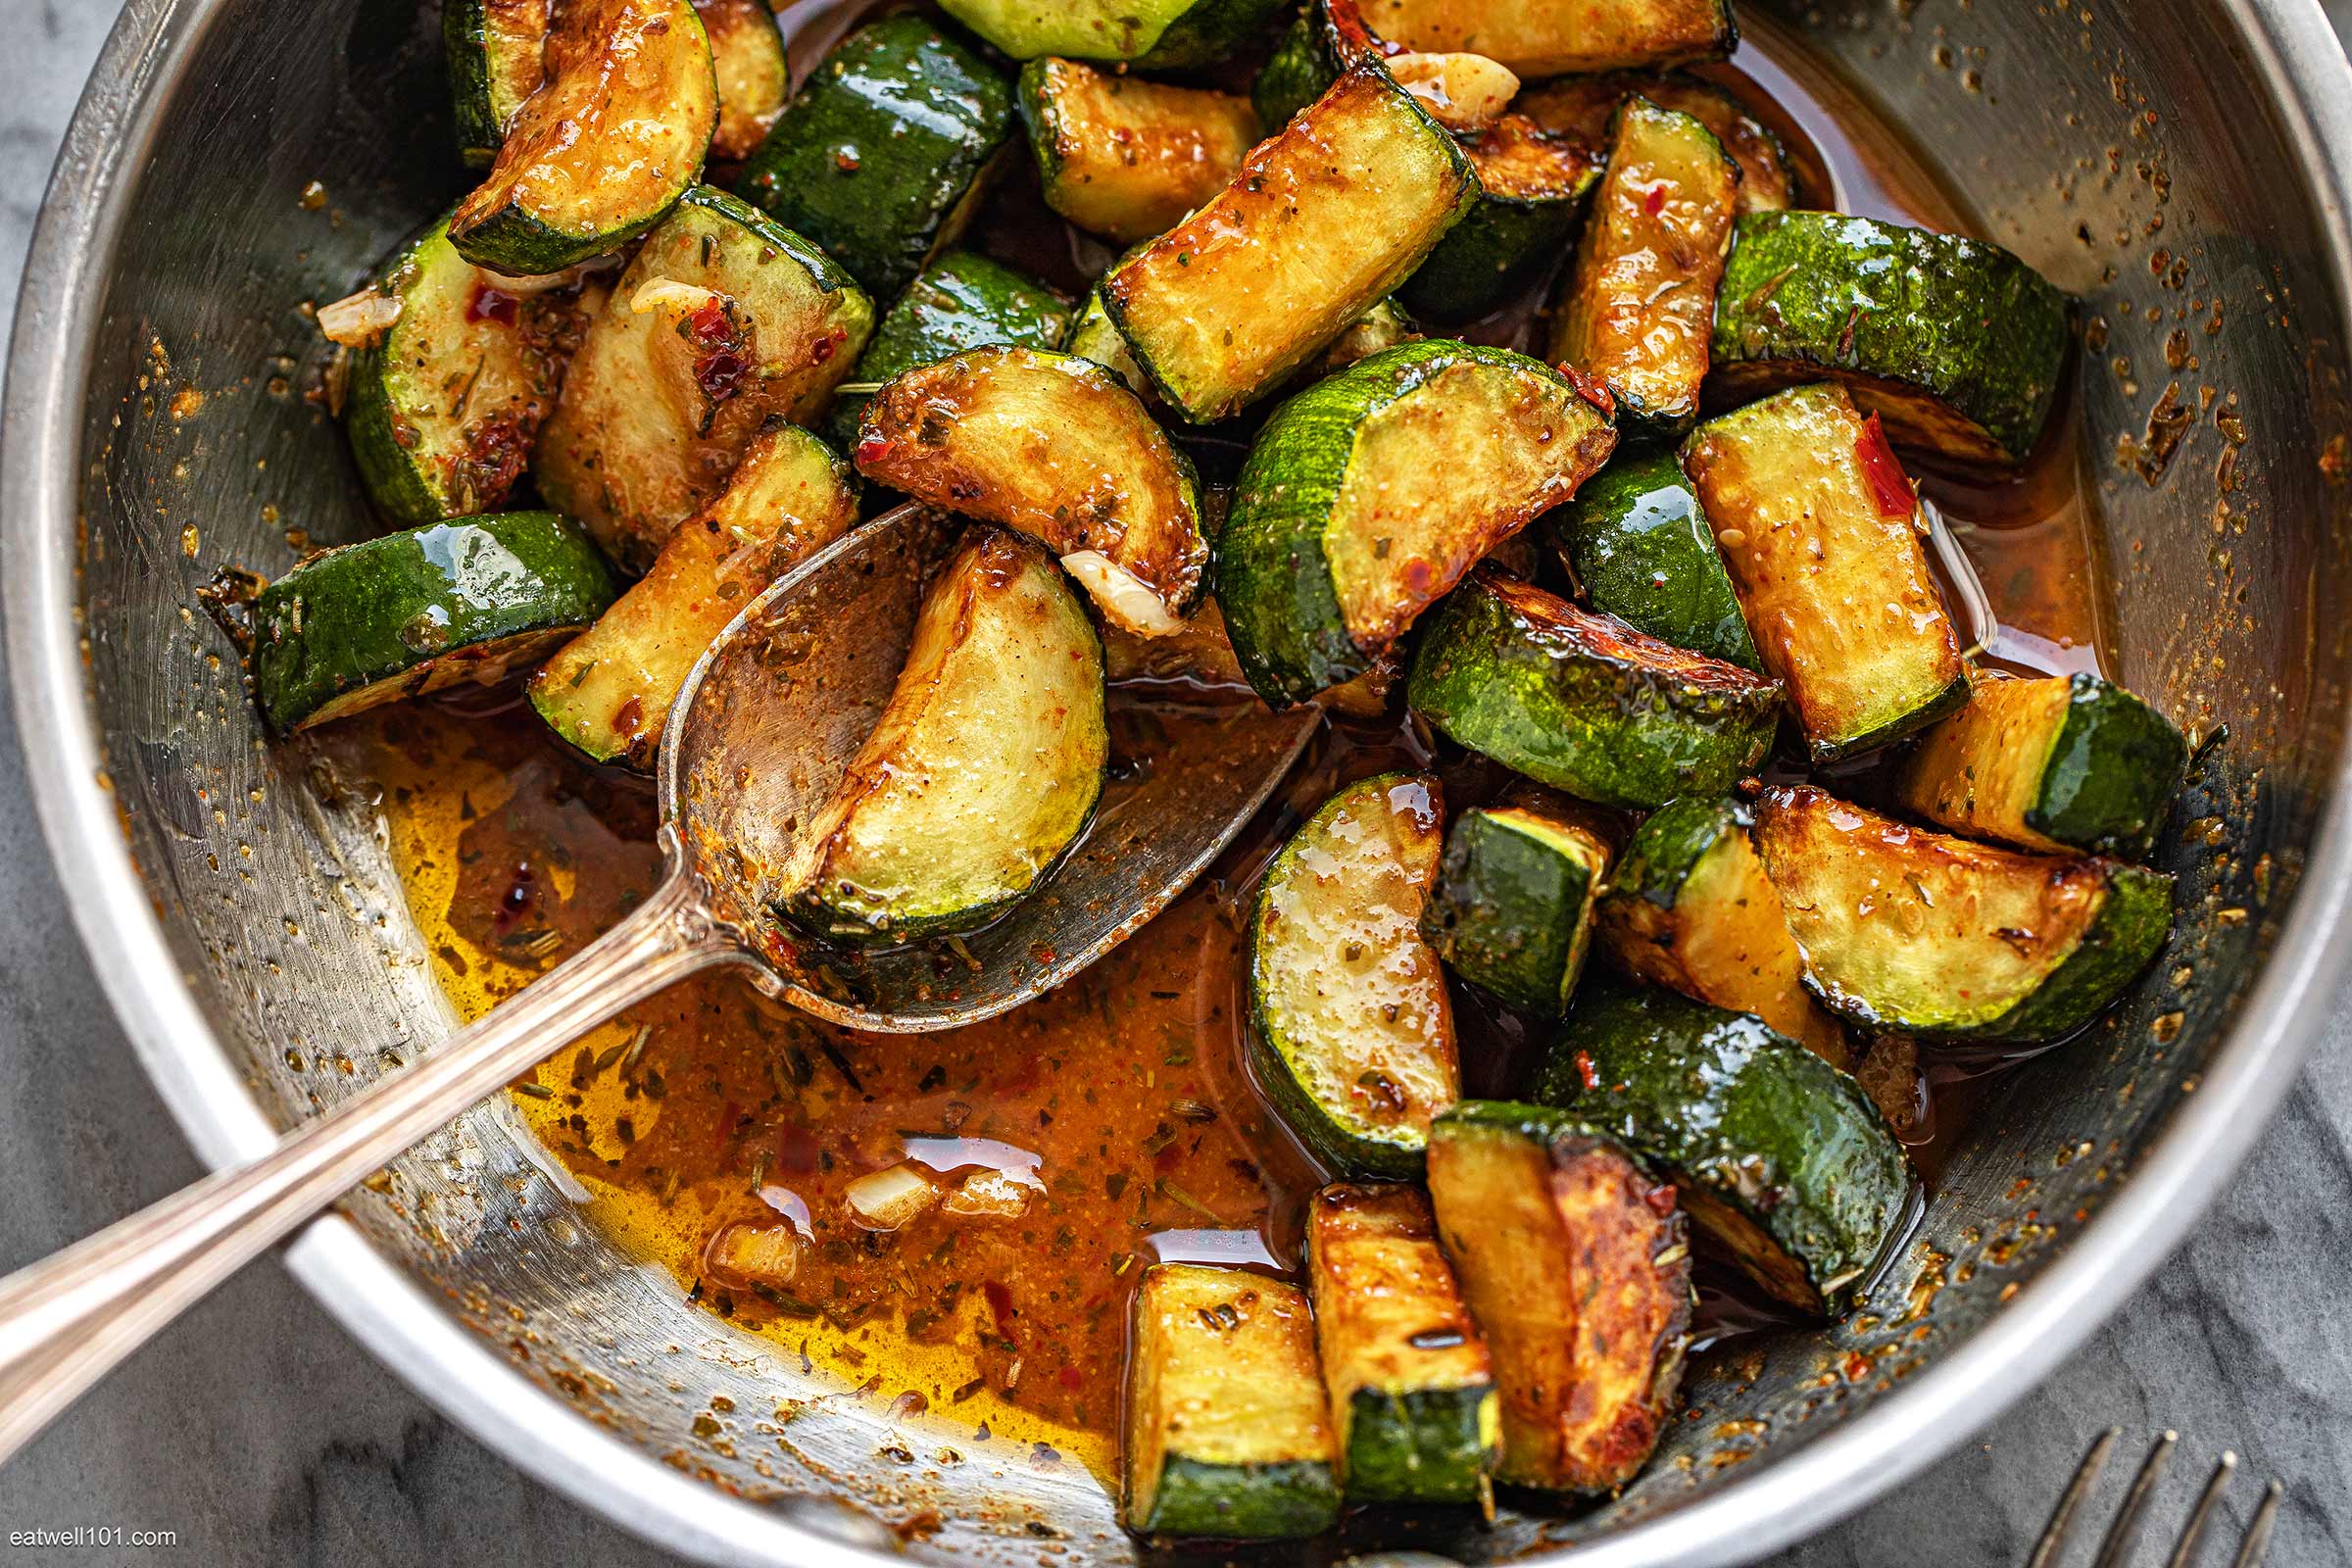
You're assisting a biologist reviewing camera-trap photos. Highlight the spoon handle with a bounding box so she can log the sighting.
[0,868,729,1468]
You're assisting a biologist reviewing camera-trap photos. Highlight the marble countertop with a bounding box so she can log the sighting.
[4,4,2351,1564]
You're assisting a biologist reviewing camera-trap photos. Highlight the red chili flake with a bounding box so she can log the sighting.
[855,434,892,467]
[694,351,747,403]
[834,148,861,172]
[1057,1365,1085,1392]
[1574,1050,1600,1092]
[494,862,535,933]
[811,334,836,364]
[1558,365,1617,420]
[983,1281,1018,1340]
[1643,1182,1680,1217]
[1855,412,1915,518]
[1644,182,1667,217]
[612,695,645,738]
[687,296,732,345]
[772,1121,820,1173]
[713,1099,742,1156]
[465,283,518,325]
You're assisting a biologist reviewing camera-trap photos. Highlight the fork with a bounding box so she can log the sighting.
[2026,1429,2283,1568]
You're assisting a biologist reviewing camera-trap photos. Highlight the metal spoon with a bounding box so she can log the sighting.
[0,502,1316,1465]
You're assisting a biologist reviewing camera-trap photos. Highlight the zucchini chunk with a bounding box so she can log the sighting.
[1421,802,1610,1016]
[824,250,1071,452]
[1754,785,2176,1043]
[528,422,858,768]
[1712,211,2072,464]
[1679,381,1966,760]
[854,347,1208,636]
[535,186,871,571]
[1067,284,1151,396]
[1547,448,1760,671]
[1251,8,1344,130]
[1399,114,1602,323]
[1248,772,1459,1178]
[1597,797,1849,1068]
[1517,73,1796,213]
[1548,96,1740,438]
[340,216,583,525]
[773,528,1108,946]
[1073,287,1419,407]
[448,0,716,274]
[1532,981,1914,1314]
[1019,58,1261,245]
[736,16,1015,301]
[1124,1264,1341,1540]
[1424,1102,1690,1494]
[943,0,1287,69]
[1218,341,1616,706]
[1358,0,1735,75]
[251,514,617,733]
[1102,64,1476,423]
[1406,567,1781,811]
[695,0,788,162]
[444,0,549,169]
[1306,1184,1498,1504]
[1895,672,2189,860]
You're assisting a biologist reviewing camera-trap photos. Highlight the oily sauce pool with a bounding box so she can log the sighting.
[356,17,2113,1486]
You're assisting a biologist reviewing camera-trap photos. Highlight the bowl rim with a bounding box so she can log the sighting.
[8,1,2352,1562]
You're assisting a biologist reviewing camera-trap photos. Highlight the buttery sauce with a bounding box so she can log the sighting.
[357,18,2111,1488]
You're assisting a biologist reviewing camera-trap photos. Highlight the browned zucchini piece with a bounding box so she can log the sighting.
[1357,0,1735,75]
[1425,1102,1690,1493]
[696,0,788,161]
[1019,58,1261,245]
[1517,72,1795,213]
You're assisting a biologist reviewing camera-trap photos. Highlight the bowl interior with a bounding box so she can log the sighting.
[34,0,2352,1560]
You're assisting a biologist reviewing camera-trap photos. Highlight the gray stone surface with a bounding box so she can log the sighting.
[1,4,2349,1564]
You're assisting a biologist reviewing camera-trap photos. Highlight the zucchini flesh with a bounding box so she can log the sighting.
[736,16,1015,300]
[1679,381,1967,760]
[696,0,788,161]
[251,514,617,733]
[1073,287,1417,407]
[1548,96,1740,437]
[1358,0,1735,75]
[1406,567,1782,811]
[1019,58,1261,245]
[342,216,583,525]
[1711,211,2072,464]
[774,529,1108,946]
[1306,1184,1498,1504]
[824,250,1072,452]
[448,0,715,274]
[1547,447,1761,671]
[1248,772,1458,1178]
[943,0,1287,68]
[1895,671,2189,859]
[1754,785,2176,1043]
[527,422,858,767]
[535,186,871,571]
[1218,341,1617,707]
[444,0,549,168]
[1424,1102,1690,1493]
[1532,981,1914,1313]
[1124,1264,1341,1540]
[1598,796,1849,1068]
[1421,802,1610,1016]
[1399,113,1602,323]
[854,347,1208,636]
[1517,73,1795,213]
[1102,64,1475,423]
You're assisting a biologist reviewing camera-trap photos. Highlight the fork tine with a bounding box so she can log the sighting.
[2162,1450,2237,1568]
[2227,1481,2283,1568]
[2088,1430,2179,1568]
[2029,1428,2121,1568]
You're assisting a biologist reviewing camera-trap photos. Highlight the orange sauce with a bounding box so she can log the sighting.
[358,17,2113,1487]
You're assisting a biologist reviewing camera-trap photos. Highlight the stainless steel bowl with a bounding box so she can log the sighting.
[8,1,2352,1562]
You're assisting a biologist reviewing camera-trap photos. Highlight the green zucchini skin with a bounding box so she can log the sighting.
[824,250,1070,452]
[1142,1458,1339,1540]
[1547,448,1761,671]
[1248,772,1458,1178]
[1896,672,2188,859]
[1421,804,1610,1015]
[342,216,580,526]
[1531,980,1916,1314]
[1405,567,1781,810]
[1250,10,1338,129]
[252,514,617,733]
[444,0,546,168]
[1217,341,1616,708]
[736,16,1014,300]
[1711,211,2072,464]
[1400,115,1602,324]
[943,0,1285,67]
